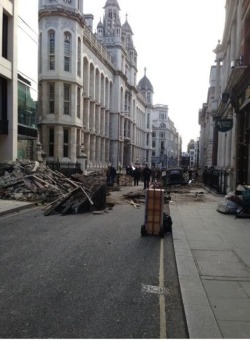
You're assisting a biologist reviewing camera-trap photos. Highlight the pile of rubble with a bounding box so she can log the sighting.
[0,160,108,215]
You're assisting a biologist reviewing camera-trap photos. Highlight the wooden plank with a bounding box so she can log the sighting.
[80,186,94,206]
[29,174,60,191]
[43,187,80,216]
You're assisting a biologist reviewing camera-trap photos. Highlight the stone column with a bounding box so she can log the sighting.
[96,136,101,164]
[56,125,63,160]
[70,127,77,162]
[90,134,96,164]
[84,133,90,163]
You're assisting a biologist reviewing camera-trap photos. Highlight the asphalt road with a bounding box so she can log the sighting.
[0,202,188,338]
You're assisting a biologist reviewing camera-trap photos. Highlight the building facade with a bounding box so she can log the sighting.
[0,0,18,161]
[151,104,179,168]
[0,0,39,162]
[187,138,199,168]
[38,0,152,171]
[199,66,218,169]
[199,0,250,192]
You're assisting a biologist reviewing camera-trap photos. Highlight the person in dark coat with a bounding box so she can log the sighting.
[133,167,141,186]
[126,165,132,175]
[110,166,117,185]
[143,165,151,189]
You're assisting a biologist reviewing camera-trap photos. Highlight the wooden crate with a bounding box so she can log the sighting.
[145,189,164,235]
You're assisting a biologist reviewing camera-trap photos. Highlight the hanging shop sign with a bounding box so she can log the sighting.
[221,92,230,104]
[215,119,233,132]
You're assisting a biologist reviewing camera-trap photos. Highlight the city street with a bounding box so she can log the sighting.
[0,197,187,339]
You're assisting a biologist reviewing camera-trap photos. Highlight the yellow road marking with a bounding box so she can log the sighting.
[159,238,166,339]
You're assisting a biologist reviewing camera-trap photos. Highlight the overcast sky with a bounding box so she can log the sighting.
[19,0,226,150]
[84,0,226,149]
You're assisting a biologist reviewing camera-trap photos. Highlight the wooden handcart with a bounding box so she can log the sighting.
[141,188,165,238]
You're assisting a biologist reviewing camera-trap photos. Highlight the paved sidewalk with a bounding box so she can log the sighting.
[170,191,250,339]
[0,200,36,217]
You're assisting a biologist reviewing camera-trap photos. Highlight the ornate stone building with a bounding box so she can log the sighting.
[151,104,180,168]
[38,0,152,171]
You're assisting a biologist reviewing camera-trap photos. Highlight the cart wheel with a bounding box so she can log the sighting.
[159,226,164,238]
[141,224,147,237]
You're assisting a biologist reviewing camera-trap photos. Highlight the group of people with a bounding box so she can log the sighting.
[131,165,152,189]
[106,164,157,190]
[107,164,203,189]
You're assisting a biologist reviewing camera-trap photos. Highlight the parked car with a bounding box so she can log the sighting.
[164,167,187,186]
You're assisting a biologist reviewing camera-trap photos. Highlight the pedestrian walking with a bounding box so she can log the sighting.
[143,164,151,189]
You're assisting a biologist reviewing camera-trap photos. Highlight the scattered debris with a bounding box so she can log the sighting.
[0,160,108,215]
[92,210,109,215]
[117,174,133,186]
[0,161,213,216]
[122,190,145,201]
[127,200,140,209]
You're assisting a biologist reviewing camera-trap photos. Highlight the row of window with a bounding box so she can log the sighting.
[47,31,81,75]
[48,81,145,119]
[49,127,69,157]
[152,132,166,138]
[49,0,72,3]
[48,83,80,117]
[152,141,166,149]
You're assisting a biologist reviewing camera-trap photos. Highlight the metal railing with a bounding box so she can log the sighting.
[203,168,228,195]
[46,161,81,177]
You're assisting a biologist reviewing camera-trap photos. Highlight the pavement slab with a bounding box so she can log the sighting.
[209,297,250,321]
[239,281,250,297]
[184,304,221,339]
[219,321,250,339]
[202,279,249,299]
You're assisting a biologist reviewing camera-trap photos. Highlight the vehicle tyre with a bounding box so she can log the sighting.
[159,226,164,238]
[141,224,147,237]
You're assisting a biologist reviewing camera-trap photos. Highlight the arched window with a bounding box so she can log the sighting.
[48,30,55,70]
[64,32,71,72]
